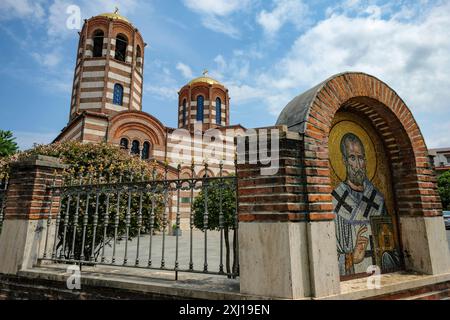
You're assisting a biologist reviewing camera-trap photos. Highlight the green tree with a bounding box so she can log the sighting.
[0,141,165,261]
[438,170,450,210]
[0,130,18,158]
[193,178,238,277]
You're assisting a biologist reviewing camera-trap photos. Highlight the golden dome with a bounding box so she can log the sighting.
[188,70,222,86]
[98,8,129,22]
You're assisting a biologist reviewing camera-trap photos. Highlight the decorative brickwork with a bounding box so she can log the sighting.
[236,126,308,222]
[4,156,65,220]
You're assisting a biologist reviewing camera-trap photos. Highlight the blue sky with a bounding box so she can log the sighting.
[0,0,449,150]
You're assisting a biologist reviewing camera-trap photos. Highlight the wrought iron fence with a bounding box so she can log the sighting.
[0,178,7,234]
[39,163,239,279]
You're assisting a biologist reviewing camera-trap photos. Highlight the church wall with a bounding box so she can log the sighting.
[82,116,108,143]
[55,118,83,143]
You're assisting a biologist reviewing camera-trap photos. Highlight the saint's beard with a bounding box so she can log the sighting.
[346,164,366,187]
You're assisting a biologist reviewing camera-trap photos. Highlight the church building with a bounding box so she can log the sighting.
[54,11,245,229]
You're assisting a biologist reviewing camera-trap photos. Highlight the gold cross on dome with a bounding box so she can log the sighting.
[202,69,209,76]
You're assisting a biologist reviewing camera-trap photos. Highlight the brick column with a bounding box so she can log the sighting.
[0,155,65,275]
[399,157,450,275]
[236,127,340,299]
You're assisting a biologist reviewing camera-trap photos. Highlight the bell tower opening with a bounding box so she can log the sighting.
[115,34,128,62]
[92,30,104,57]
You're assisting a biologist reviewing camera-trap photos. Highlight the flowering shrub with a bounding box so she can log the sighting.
[1,141,154,179]
[0,141,166,261]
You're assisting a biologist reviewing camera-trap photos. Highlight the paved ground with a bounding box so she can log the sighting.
[102,229,237,274]
[102,228,450,271]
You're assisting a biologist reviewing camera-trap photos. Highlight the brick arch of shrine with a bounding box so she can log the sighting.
[276,72,442,222]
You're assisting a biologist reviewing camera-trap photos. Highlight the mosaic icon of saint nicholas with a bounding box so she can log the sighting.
[332,133,399,276]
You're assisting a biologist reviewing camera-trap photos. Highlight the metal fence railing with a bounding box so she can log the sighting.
[39,163,239,279]
[0,178,7,235]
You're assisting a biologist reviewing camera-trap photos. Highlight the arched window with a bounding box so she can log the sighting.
[142,142,150,160]
[79,36,85,58]
[93,30,104,57]
[182,99,187,126]
[215,97,221,124]
[136,45,142,67]
[131,140,140,155]
[115,34,128,62]
[120,138,129,150]
[196,95,204,122]
[113,84,123,105]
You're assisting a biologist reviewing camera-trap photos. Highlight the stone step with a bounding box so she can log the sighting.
[402,288,450,300]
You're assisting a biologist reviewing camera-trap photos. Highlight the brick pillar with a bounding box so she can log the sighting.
[236,127,340,299]
[399,156,450,275]
[0,155,65,275]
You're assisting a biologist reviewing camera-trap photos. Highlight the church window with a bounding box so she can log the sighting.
[113,84,124,105]
[196,95,204,122]
[136,45,142,67]
[142,142,150,160]
[120,138,129,150]
[115,34,128,62]
[215,97,221,124]
[92,30,104,57]
[182,99,187,126]
[131,140,140,155]
[79,36,85,58]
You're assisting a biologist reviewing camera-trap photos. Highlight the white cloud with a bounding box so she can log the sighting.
[227,84,267,104]
[422,120,450,149]
[246,1,450,117]
[0,0,45,21]
[209,0,450,149]
[201,15,241,39]
[182,0,250,16]
[176,62,194,79]
[144,85,178,100]
[182,0,252,38]
[294,6,446,111]
[31,50,62,68]
[257,0,309,36]
[214,55,227,71]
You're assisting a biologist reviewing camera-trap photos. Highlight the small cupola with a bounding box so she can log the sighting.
[178,70,230,131]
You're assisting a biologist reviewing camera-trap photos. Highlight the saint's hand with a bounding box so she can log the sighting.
[353,226,369,264]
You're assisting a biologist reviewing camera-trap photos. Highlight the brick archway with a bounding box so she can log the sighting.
[108,110,166,147]
[277,72,442,222]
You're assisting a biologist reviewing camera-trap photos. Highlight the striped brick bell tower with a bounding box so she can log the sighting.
[70,9,145,120]
[178,71,230,132]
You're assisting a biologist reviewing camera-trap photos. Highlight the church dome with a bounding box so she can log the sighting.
[188,71,222,86]
[178,70,230,130]
[98,10,129,22]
